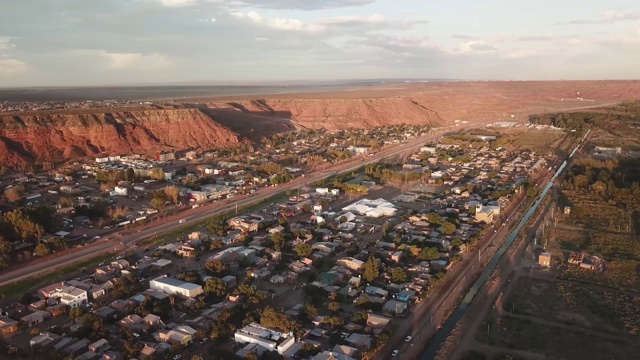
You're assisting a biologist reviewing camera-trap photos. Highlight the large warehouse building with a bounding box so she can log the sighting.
[149,276,204,298]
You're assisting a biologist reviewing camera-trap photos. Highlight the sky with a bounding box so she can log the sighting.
[1,0,640,87]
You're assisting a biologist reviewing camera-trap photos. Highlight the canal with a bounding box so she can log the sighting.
[419,129,590,359]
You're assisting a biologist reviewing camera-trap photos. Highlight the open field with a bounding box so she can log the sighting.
[492,129,568,155]
[560,259,640,291]
[559,189,633,232]
[476,312,640,360]
[504,277,640,337]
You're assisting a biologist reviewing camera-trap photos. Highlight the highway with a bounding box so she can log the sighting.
[0,128,451,288]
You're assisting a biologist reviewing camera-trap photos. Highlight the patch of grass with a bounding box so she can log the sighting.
[476,314,638,360]
[0,253,113,300]
[505,276,640,337]
[561,259,640,291]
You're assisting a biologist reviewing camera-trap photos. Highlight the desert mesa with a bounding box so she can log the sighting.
[1,80,640,168]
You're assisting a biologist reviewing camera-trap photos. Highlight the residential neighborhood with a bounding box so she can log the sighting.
[0,126,550,360]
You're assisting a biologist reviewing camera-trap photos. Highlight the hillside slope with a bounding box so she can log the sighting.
[0,108,239,167]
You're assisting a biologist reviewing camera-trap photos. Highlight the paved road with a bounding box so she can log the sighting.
[0,128,454,288]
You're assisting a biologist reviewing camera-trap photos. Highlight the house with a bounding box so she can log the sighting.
[336,257,364,271]
[21,310,51,327]
[234,323,295,355]
[177,245,196,259]
[30,332,60,348]
[0,317,19,335]
[345,333,372,349]
[383,300,409,315]
[88,338,110,353]
[475,204,494,223]
[149,276,203,298]
[120,314,145,332]
[222,275,237,288]
[312,351,357,360]
[366,314,391,331]
[144,314,165,330]
[538,253,551,267]
[228,216,260,233]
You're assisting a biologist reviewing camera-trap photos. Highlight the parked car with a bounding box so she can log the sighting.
[392,350,399,357]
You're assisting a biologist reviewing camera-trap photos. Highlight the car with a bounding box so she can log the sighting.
[93,235,100,239]
[392,350,399,357]
[405,336,412,342]
[98,262,105,266]
[199,338,208,344]
[173,355,181,360]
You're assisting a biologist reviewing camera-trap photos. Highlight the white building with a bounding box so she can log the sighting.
[110,186,128,196]
[342,198,397,218]
[234,323,295,355]
[149,276,203,298]
[52,285,88,307]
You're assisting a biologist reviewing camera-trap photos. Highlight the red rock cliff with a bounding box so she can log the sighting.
[0,108,239,167]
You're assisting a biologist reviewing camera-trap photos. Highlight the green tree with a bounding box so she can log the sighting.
[177,270,201,284]
[205,260,228,275]
[205,277,227,297]
[4,185,25,203]
[363,256,379,283]
[149,197,166,211]
[441,222,457,236]
[526,187,538,197]
[295,243,313,257]
[419,247,440,261]
[427,212,443,225]
[34,243,50,257]
[271,232,285,251]
[69,306,84,320]
[260,307,300,333]
[450,238,464,248]
[0,238,12,255]
[391,267,408,283]
[210,238,224,250]
[327,302,340,312]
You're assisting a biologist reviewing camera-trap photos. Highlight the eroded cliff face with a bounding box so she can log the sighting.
[0,108,240,167]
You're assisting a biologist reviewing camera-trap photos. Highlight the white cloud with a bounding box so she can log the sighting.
[0,58,28,76]
[156,0,197,7]
[467,42,498,51]
[231,11,422,33]
[0,36,16,51]
[255,37,269,41]
[103,52,171,70]
[566,10,640,25]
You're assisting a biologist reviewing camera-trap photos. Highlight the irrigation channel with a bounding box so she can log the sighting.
[419,129,590,359]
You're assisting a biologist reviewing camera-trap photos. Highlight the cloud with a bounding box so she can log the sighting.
[156,0,197,7]
[103,52,171,70]
[452,34,478,40]
[0,36,16,50]
[231,11,424,33]
[565,10,640,25]
[255,37,269,41]
[150,0,372,10]
[467,42,498,51]
[0,58,28,76]
[517,35,554,41]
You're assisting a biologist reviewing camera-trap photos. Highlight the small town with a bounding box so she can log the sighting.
[0,121,557,360]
